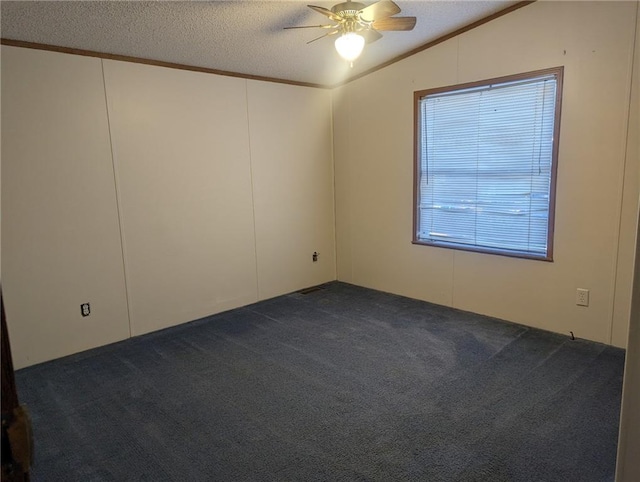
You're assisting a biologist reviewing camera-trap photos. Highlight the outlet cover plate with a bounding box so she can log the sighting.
[576,289,589,307]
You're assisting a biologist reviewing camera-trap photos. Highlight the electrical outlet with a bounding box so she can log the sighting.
[312,251,319,262]
[576,289,589,307]
[81,303,91,317]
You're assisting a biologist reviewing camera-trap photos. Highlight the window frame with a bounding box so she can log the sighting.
[412,66,564,261]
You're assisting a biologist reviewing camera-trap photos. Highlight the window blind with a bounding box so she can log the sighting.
[416,74,558,257]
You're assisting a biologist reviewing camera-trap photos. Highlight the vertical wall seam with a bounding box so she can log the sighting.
[330,90,339,282]
[100,59,133,338]
[245,80,261,301]
[608,2,639,346]
[348,93,354,282]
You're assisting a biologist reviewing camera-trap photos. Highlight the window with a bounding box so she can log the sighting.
[413,67,563,260]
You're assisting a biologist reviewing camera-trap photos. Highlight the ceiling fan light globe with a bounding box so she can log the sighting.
[335,32,365,62]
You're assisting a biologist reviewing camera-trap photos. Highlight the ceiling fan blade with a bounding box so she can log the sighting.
[359,29,383,44]
[308,5,343,23]
[306,29,339,44]
[359,0,401,22]
[284,24,336,30]
[372,16,417,31]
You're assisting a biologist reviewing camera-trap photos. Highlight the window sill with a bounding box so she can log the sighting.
[412,238,553,262]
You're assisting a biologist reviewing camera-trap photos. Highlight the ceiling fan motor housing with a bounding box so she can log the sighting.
[331,2,367,19]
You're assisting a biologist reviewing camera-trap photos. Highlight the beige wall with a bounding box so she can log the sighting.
[1,48,336,367]
[333,1,639,345]
[247,80,336,300]
[1,48,131,366]
[103,61,258,336]
[2,1,637,369]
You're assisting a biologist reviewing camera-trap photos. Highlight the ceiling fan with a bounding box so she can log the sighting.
[284,0,416,64]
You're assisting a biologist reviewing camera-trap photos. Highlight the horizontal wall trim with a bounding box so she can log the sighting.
[0,38,328,90]
[332,1,536,87]
[1,2,535,90]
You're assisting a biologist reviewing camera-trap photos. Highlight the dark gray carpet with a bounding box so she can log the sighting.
[16,282,624,481]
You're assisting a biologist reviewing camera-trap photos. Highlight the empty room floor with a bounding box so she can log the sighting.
[16,282,624,481]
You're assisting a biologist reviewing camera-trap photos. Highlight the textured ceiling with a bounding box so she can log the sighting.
[1,1,521,87]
